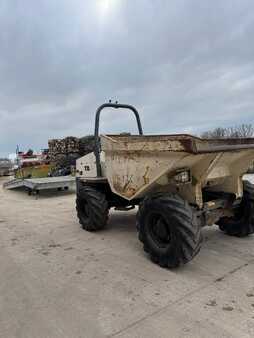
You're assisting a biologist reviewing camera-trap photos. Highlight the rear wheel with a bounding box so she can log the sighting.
[217,180,254,237]
[76,185,109,231]
[137,193,202,268]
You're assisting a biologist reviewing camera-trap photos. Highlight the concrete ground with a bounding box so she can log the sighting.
[0,176,254,338]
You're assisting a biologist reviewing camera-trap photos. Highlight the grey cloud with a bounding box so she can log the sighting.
[0,0,254,156]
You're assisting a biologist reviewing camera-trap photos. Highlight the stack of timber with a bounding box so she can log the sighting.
[48,136,95,172]
[48,137,80,160]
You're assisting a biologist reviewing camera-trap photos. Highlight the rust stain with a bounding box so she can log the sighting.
[112,174,122,192]
[123,175,133,192]
[143,166,150,185]
[112,174,137,198]
[124,187,137,198]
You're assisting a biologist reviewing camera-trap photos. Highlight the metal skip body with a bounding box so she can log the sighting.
[99,134,254,206]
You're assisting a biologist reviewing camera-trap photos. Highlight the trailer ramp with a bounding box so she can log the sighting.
[3,176,75,194]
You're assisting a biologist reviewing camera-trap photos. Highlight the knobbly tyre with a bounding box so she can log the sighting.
[76,103,254,269]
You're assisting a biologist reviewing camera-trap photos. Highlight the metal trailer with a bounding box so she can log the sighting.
[3,176,75,195]
[75,103,254,269]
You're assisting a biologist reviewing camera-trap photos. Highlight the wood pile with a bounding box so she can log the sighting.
[48,137,79,159]
[48,136,95,169]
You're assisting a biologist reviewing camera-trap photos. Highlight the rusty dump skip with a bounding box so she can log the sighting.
[102,134,254,154]
[100,134,254,203]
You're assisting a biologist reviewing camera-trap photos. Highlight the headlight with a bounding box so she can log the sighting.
[174,169,191,184]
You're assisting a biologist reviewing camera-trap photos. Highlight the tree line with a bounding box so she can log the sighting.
[201,124,254,139]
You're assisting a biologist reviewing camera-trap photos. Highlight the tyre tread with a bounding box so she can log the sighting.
[137,193,202,268]
[76,185,109,231]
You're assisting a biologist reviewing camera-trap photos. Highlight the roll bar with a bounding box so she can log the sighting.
[94,102,143,176]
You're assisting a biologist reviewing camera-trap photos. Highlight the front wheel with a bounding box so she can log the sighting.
[76,185,109,231]
[137,193,202,268]
[216,180,254,237]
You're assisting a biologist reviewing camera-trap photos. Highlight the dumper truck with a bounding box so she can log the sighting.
[76,103,254,268]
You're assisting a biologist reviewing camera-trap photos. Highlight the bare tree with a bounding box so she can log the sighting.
[234,124,254,138]
[201,127,227,139]
[201,124,254,139]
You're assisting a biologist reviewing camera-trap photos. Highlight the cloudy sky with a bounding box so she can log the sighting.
[0,0,254,156]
